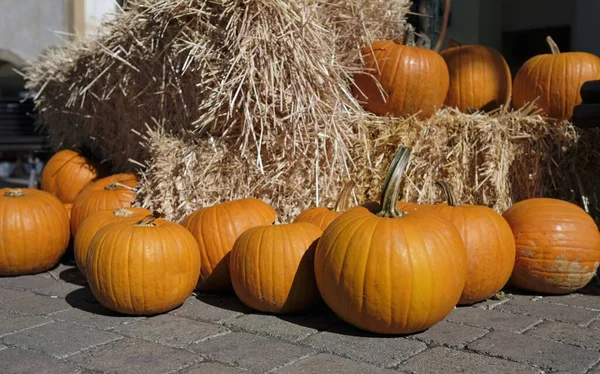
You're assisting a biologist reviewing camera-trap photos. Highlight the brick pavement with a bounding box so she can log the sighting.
[1,260,600,373]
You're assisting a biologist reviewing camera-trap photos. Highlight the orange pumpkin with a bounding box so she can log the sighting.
[352,24,449,119]
[74,207,152,278]
[70,173,138,237]
[86,212,201,315]
[0,188,70,275]
[314,146,467,334]
[40,149,101,203]
[294,181,355,231]
[513,36,600,121]
[182,198,277,291]
[441,39,512,112]
[63,203,73,219]
[503,198,600,294]
[230,222,322,314]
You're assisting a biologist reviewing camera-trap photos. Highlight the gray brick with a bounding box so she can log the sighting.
[0,294,71,316]
[299,325,427,367]
[0,288,30,301]
[68,338,200,374]
[399,346,541,374]
[171,294,251,323]
[3,321,122,358]
[113,314,228,348]
[0,274,55,291]
[410,321,488,348]
[180,362,250,373]
[467,331,600,373]
[51,302,143,331]
[0,347,82,374]
[274,353,398,373]
[446,307,541,333]
[539,293,600,311]
[525,321,600,350]
[0,315,52,337]
[190,332,314,373]
[0,310,22,320]
[496,297,600,325]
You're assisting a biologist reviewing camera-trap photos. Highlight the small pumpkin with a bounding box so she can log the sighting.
[352,24,449,119]
[513,36,600,121]
[40,149,100,204]
[294,181,355,231]
[182,198,277,291]
[441,39,512,112]
[70,173,138,237]
[0,188,70,275]
[229,222,322,314]
[86,212,201,315]
[314,146,467,334]
[74,207,152,278]
[503,198,600,294]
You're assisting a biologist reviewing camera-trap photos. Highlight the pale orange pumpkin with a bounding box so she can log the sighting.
[0,188,70,275]
[40,149,101,203]
[63,203,73,219]
[293,181,355,231]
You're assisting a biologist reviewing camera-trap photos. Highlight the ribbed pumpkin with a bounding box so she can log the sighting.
[0,188,70,275]
[70,173,138,237]
[40,149,100,204]
[230,222,322,314]
[513,36,600,121]
[503,198,600,294]
[74,207,152,278]
[182,198,277,291]
[352,24,449,119]
[63,203,73,219]
[432,181,515,305]
[314,146,467,334]
[441,39,512,112]
[86,212,201,315]
[294,181,355,231]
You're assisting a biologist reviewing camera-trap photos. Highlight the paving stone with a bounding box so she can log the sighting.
[274,353,398,373]
[68,338,200,374]
[446,307,542,333]
[496,297,600,325]
[190,332,314,373]
[3,321,122,358]
[539,293,600,311]
[298,324,427,368]
[0,288,30,301]
[0,274,55,291]
[171,294,251,323]
[0,294,71,316]
[0,315,52,337]
[0,310,22,320]
[525,320,600,350]
[113,314,228,348]
[0,347,82,374]
[467,331,600,373]
[398,346,541,373]
[179,362,250,373]
[410,321,488,348]
[51,302,142,331]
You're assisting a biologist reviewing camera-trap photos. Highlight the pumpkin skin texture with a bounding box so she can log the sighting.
[86,213,201,315]
[64,203,73,219]
[182,198,277,292]
[229,222,323,314]
[74,207,151,278]
[294,181,355,231]
[70,173,139,237]
[0,188,70,275]
[314,147,467,334]
[441,39,512,112]
[40,149,100,204]
[502,198,600,294]
[513,36,600,121]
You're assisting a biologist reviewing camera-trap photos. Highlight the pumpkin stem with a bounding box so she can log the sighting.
[3,189,25,197]
[448,38,462,48]
[404,24,416,47]
[334,181,356,212]
[134,211,164,226]
[113,207,135,218]
[105,182,137,191]
[546,36,560,54]
[377,146,412,218]
[436,180,460,207]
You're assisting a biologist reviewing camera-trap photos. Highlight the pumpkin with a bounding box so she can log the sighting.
[502,198,600,294]
[0,188,70,275]
[40,149,100,204]
[513,36,600,121]
[86,212,201,315]
[432,181,515,305]
[352,24,449,119]
[63,203,73,219]
[182,198,277,291]
[70,173,138,237]
[293,181,355,231]
[74,207,152,278]
[314,146,467,334]
[441,39,512,112]
[229,222,322,314]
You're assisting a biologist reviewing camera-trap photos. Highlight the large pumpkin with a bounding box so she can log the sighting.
[74,207,151,278]
[0,188,70,275]
[86,212,201,315]
[294,181,355,231]
[513,36,600,121]
[70,173,139,237]
[441,39,512,112]
[230,222,322,314]
[314,146,467,334]
[352,24,449,119]
[503,198,600,294]
[182,198,277,291]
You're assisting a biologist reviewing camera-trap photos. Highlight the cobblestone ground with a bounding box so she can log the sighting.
[1,258,600,374]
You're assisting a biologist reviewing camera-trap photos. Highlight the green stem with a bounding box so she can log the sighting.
[334,181,356,212]
[436,180,459,207]
[377,146,412,218]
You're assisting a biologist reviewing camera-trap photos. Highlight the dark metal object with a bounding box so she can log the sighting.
[573,80,600,129]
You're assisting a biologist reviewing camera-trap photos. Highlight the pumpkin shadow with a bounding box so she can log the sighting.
[64,287,119,316]
[59,267,87,287]
[195,290,251,314]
